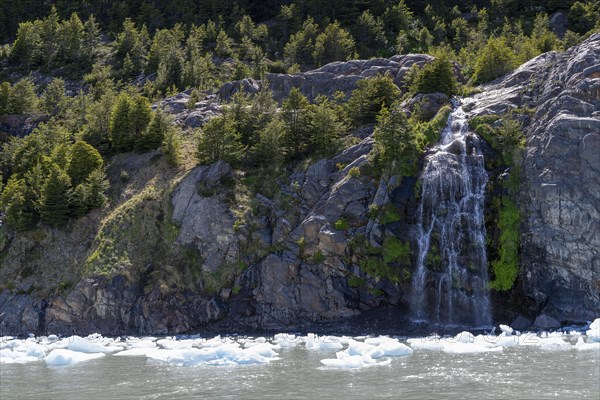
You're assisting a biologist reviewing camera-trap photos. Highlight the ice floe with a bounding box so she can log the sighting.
[2,318,599,369]
[45,349,105,366]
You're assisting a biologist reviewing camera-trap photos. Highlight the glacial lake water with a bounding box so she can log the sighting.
[1,330,599,400]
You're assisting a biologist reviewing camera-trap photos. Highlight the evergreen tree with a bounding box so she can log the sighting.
[252,117,286,166]
[313,21,356,66]
[109,93,152,152]
[0,82,11,115]
[68,140,104,186]
[58,12,84,64]
[10,21,42,67]
[197,115,244,166]
[409,55,458,97]
[353,11,388,58]
[472,36,517,84]
[162,126,182,167]
[109,93,134,151]
[345,73,401,126]
[215,30,234,57]
[0,177,35,231]
[84,168,109,209]
[42,78,66,116]
[138,108,170,151]
[281,87,310,157]
[284,17,318,66]
[9,79,38,115]
[307,97,344,156]
[81,15,101,64]
[39,162,72,226]
[373,105,419,175]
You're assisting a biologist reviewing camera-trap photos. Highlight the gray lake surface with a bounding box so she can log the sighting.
[1,337,599,400]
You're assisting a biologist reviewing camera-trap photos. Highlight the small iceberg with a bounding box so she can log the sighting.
[45,349,105,366]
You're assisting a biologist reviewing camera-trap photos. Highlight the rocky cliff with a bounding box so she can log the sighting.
[1,36,599,336]
[469,33,600,325]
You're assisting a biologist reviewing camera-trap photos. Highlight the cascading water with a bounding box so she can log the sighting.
[411,98,492,327]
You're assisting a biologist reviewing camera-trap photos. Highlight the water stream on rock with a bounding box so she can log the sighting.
[411,98,492,327]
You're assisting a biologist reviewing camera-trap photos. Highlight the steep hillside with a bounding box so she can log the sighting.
[1,36,599,336]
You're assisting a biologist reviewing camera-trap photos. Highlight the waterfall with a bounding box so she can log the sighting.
[411,99,492,327]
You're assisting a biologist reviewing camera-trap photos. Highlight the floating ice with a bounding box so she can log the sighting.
[376,340,413,357]
[575,337,600,351]
[586,318,600,342]
[538,337,572,351]
[273,333,301,348]
[45,349,105,366]
[499,325,514,335]
[442,342,503,354]
[305,334,344,351]
[407,336,444,351]
[144,341,279,366]
[320,355,391,369]
[66,336,119,354]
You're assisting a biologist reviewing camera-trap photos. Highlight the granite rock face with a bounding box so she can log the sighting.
[471,33,600,323]
[266,54,433,101]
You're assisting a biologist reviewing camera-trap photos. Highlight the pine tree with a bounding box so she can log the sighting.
[84,168,109,210]
[68,140,104,186]
[0,82,11,114]
[197,115,244,166]
[252,117,285,166]
[39,163,72,226]
[109,93,133,151]
[345,73,401,126]
[313,21,356,66]
[281,87,310,157]
[0,177,35,231]
[9,78,37,114]
[138,108,170,151]
[374,105,419,175]
[162,126,182,167]
[473,37,517,84]
[307,98,344,156]
[42,78,66,116]
[409,55,458,97]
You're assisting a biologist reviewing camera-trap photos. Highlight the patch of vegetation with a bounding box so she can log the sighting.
[381,237,411,265]
[347,166,360,178]
[347,276,365,288]
[489,197,521,291]
[334,218,349,231]
[311,251,325,264]
[379,204,401,225]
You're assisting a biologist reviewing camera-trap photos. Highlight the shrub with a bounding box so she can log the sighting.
[348,166,360,178]
[381,237,410,264]
[334,218,349,230]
